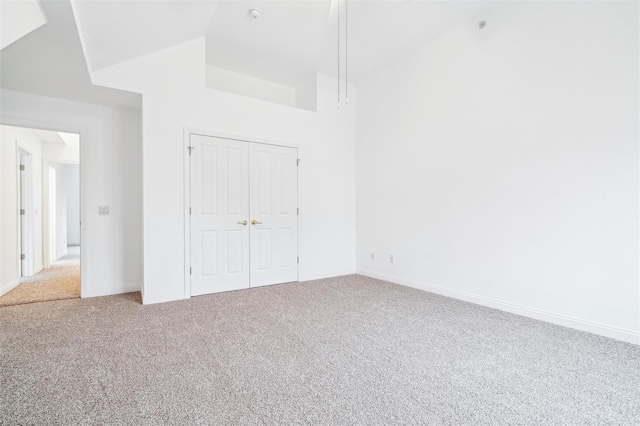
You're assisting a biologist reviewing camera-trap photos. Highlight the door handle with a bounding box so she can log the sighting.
[238,220,247,225]
[251,220,262,225]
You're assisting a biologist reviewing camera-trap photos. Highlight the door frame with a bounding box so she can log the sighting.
[0,116,86,298]
[183,127,301,299]
[49,165,57,264]
[17,147,34,277]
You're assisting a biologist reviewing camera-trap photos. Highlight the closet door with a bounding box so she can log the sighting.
[249,144,298,287]
[190,135,250,296]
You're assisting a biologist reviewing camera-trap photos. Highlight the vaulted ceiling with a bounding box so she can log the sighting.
[205,0,494,86]
[0,0,141,110]
[1,0,496,109]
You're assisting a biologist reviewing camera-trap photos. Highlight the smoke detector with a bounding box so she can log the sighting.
[249,9,261,19]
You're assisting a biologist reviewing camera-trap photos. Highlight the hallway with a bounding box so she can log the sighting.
[0,246,80,307]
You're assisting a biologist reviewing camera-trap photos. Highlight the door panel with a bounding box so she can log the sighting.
[190,135,250,296]
[190,135,298,296]
[249,144,298,287]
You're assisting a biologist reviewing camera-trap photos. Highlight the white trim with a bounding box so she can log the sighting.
[14,140,21,281]
[357,269,640,345]
[84,283,140,298]
[0,279,19,298]
[17,148,34,277]
[183,128,191,300]
[143,291,187,305]
[299,269,356,282]
[184,127,300,150]
[33,265,43,275]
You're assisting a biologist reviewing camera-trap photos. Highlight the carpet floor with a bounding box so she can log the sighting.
[0,275,638,425]
[0,247,80,307]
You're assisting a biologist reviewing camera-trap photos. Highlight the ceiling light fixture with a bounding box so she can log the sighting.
[249,8,261,19]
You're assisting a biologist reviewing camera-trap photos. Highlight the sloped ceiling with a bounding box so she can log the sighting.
[2,1,496,109]
[0,0,47,50]
[0,0,141,110]
[72,0,495,87]
[206,1,495,86]
[29,128,66,144]
[71,0,219,72]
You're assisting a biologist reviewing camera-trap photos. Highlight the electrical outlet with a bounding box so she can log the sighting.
[370,252,375,260]
[98,206,110,215]
[389,255,394,263]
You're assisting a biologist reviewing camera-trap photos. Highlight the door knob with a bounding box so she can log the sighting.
[238,220,247,225]
[251,220,262,225]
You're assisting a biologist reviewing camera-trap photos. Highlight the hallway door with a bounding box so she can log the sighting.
[190,134,250,296]
[249,143,298,287]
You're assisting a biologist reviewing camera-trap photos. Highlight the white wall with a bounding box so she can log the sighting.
[92,37,357,304]
[206,65,296,108]
[0,125,44,295]
[0,89,143,297]
[52,163,68,259]
[64,164,80,246]
[356,2,639,343]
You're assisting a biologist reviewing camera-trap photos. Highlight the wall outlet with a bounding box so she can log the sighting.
[98,206,110,215]
[370,252,375,260]
[389,254,394,263]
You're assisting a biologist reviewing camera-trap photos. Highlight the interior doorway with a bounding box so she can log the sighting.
[49,165,57,264]
[48,162,80,265]
[0,124,81,307]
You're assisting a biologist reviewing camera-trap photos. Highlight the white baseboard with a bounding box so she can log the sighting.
[0,279,19,297]
[357,269,639,345]
[84,283,140,298]
[299,269,356,282]
[56,251,68,260]
[33,265,43,275]
[143,291,187,305]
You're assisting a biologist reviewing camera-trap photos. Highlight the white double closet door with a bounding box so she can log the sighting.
[190,134,298,296]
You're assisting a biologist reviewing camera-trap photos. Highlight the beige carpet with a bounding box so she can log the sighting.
[0,246,80,307]
[1,275,639,424]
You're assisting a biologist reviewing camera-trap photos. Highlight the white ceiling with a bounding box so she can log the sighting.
[72,0,495,88]
[0,0,47,50]
[2,0,495,108]
[27,128,78,145]
[206,1,495,86]
[71,0,220,72]
[29,128,66,144]
[0,0,141,110]
[1,124,78,146]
